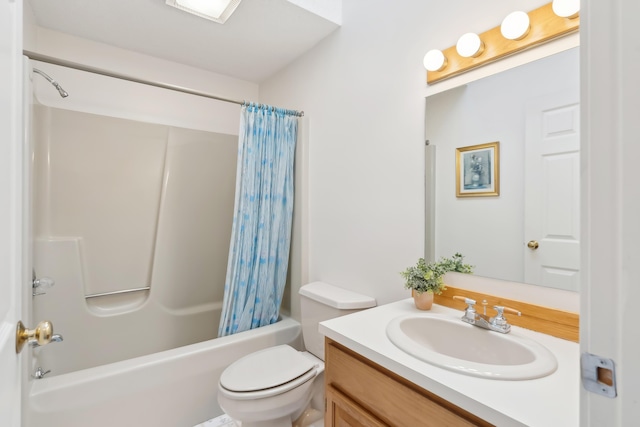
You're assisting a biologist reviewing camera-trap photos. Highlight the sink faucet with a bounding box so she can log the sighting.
[453,296,521,333]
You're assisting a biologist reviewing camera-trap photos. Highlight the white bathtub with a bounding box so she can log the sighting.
[26,316,303,427]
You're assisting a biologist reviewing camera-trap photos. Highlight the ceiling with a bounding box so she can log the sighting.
[27,0,341,83]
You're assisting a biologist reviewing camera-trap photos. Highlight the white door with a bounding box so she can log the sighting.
[0,0,24,426]
[524,88,580,290]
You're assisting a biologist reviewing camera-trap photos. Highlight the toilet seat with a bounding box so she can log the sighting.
[219,345,318,400]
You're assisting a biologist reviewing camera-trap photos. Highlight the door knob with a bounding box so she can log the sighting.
[16,320,53,354]
[527,240,539,250]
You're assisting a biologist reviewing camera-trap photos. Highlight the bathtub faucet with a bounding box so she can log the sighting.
[30,334,64,348]
[32,367,51,379]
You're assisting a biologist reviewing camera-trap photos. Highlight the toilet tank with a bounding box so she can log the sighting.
[299,282,376,361]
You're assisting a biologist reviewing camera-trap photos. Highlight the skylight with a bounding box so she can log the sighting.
[166,0,242,24]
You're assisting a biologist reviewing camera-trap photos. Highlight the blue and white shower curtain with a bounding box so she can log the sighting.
[218,103,298,336]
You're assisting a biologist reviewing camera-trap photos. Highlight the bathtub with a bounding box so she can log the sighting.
[26,316,303,427]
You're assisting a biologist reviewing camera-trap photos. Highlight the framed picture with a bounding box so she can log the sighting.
[455,142,499,197]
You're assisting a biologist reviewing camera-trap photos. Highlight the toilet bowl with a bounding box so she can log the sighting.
[217,282,376,427]
[218,346,323,427]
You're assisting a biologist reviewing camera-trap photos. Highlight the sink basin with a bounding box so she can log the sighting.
[386,313,557,380]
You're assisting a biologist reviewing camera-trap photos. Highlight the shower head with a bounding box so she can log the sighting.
[52,81,69,98]
[33,68,69,98]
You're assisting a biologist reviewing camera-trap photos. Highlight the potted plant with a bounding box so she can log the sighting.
[400,253,473,310]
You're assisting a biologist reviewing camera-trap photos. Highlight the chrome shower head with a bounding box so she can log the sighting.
[51,81,69,98]
[33,68,69,98]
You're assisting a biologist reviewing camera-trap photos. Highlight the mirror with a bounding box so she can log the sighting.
[425,47,580,291]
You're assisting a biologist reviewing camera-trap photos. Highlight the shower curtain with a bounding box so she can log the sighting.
[218,103,298,336]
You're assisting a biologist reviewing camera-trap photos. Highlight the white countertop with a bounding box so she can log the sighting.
[319,299,579,427]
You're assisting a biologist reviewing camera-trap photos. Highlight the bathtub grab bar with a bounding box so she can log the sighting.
[85,287,150,299]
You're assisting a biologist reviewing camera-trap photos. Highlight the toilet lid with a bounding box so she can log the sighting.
[220,345,316,393]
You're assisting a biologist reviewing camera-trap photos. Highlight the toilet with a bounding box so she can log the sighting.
[217,282,376,427]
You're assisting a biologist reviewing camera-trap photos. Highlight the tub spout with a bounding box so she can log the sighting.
[32,367,51,379]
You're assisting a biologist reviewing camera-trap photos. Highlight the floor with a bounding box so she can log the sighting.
[195,409,324,427]
[194,414,236,427]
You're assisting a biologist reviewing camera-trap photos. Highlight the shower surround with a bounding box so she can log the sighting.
[31,105,238,375]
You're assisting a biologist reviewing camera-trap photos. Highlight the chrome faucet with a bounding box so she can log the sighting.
[32,269,55,296]
[453,296,521,334]
[32,367,51,379]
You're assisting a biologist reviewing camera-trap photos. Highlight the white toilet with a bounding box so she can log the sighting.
[217,282,376,427]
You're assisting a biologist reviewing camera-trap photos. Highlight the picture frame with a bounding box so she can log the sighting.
[455,142,500,197]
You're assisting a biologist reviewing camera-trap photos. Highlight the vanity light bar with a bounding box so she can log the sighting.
[426,2,579,84]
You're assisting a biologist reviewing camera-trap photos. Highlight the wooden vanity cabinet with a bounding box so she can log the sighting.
[324,338,494,427]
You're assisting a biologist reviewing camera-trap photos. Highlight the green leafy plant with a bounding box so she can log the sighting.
[400,253,474,295]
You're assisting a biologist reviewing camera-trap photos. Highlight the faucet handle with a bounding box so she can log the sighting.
[452,295,476,306]
[494,305,521,317]
[491,305,521,329]
[32,272,55,297]
[30,333,63,348]
[453,296,476,321]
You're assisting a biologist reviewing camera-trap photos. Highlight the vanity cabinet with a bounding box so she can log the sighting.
[324,338,493,427]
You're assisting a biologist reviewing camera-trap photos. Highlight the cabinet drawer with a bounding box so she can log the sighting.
[326,386,388,427]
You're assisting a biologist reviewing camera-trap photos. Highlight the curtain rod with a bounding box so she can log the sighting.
[23,50,304,117]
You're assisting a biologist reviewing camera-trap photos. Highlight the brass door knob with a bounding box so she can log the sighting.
[16,320,53,354]
[527,240,539,250]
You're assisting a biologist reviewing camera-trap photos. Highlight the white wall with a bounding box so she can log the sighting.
[27,26,258,106]
[260,0,556,307]
[23,3,259,134]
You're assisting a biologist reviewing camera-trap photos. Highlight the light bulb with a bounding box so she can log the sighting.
[501,11,530,40]
[423,49,447,72]
[456,33,484,58]
[552,0,580,19]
